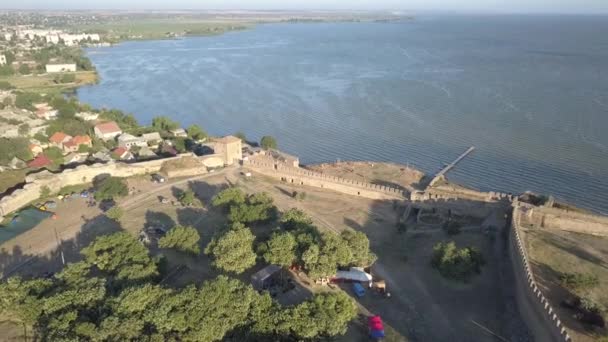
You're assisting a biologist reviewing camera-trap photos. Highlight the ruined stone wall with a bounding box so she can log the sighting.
[525,206,608,236]
[413,186,513,204]
[510,204,572,341]
[0,154,191,219]
[243,159,406,200]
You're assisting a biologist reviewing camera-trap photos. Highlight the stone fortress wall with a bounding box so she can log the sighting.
[243,158,406,200]
[510,203,572,341]
[523,205,608,237]
[0,154,192,219]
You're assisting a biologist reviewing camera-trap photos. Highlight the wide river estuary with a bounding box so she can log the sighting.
[78,15,608,213]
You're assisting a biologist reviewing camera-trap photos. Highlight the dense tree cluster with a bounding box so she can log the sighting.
[0,137,33,164]
[186,124,207,141]
[260,208,376,279]
[152,116,179,133]
[212,188,276,224]
[159,225,201,254]
[14,92,42,111]
[0,231,358,341]
[431,241,485,282]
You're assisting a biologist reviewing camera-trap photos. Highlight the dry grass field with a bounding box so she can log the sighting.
[524,228,608,341]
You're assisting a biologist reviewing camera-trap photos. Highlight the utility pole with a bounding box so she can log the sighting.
[53,227,65,266]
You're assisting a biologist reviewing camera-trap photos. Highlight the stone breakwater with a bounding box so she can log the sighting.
[510,204,572,341]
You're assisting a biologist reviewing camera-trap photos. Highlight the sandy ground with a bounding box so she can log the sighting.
[0,163,525,342]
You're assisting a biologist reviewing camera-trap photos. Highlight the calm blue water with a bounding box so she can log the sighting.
[78,15,608,214]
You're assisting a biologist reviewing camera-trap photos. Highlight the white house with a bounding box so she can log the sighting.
[45,63,77,73]
[94,121,122,141]
[117,133,148,149]
[170,128,187,138]
[76,112,99,121]
[0,54,6,66]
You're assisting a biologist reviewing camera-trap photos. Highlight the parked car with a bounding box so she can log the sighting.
[352,282,366,298]
[152,173,166,183]
[44,201,57,209]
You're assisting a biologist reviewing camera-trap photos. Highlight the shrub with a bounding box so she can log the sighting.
[94,177,128,201]
[431,241,485,282]
[178,189,198,207]
[260,135,277,149]
[0,80,14,90]
[106,207,123,221]
[559,272,599,291]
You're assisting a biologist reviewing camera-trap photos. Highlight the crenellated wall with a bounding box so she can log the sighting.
[243,159,406,200]
[0,154,195,219]
[510,204,572,341]
[524,205,608,236]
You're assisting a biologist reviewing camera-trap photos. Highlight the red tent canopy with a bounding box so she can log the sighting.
[368,315,384,331]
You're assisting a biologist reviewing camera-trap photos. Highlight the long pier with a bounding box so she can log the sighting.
[429,146,475,187]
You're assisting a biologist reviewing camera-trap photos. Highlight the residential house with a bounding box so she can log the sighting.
[90,150,112,163]
[28,154,52,169]
[117,133,147,149]
[112,147,134,161]
[141,132,162,146]
[34,103,58,120]
[62,135,92,153]
[160,144,178,157]
[29,143,43,156]
[94,121,122,141]
[49,132,73,148]
[63,152,86,165]
[9,157,26,169]
[170,128,187,138]
[45,63,76,73]
[75,112,99,121]
[137,146,158,160]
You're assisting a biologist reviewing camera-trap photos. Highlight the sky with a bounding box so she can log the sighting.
[1,0,608,14]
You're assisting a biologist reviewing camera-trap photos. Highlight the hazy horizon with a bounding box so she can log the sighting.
[1,0,607,15]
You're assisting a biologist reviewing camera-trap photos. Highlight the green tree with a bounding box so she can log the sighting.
[0,277,52,331]
[234,131,247,142]
[284,291,357,338]
[187,124,207,141]
[0,80,14,90]
[94,177,128,201]
[228,192,275,223]
[260,135,277,150]
[3,51,15,64]
[33,132,48,143]
[14,92,42,111]
[18,123,30,136]
[212,187,246,208]
[280,208,313,230]
[39,185,51,199]
[0,65,14,76]
[151,116,179,132]
[158,225,201,254]
[81,232,158,282]
[341,229,377,266]
[205,223,257,274]
[18,64,30,75]
[106,206,123,221]
[431,241,485,282]
[0,137,32,164]
[46,118,90,136]
[178,189,198,206]
[44,146,64,165]
[260,232,297,267]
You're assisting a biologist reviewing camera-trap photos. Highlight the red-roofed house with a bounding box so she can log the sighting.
[94,121,122,141]
[62,135,92,153]
[28,154,52,169]
[49,132,72,148]
[112,147,133,161]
